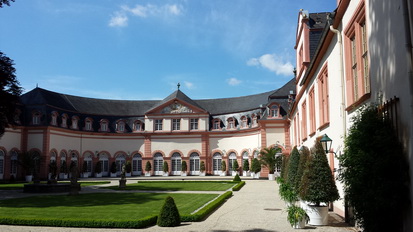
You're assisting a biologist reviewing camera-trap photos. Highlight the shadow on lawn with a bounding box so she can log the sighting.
[0,192,161,208]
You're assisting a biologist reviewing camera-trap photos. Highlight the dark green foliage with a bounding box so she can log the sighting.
[94,161,102,174]
[0,51,22,138]
[157,196,180,227]
[181,161,187,172]
[286,205,308,227]
[243,159,249,171]
[125,161,131,173]
[82,161,88,173]
[232,160,239,171]
[295,146,309,191]
[0,0,15,8]
[60,160,68,174]
[18,151,37,175]
[181,191,232,222]
[221,160,226,171]
[259,147,282,173]
[232,181,245,191]
[299,141,339,206]
[277,177,298,203]
[145,161,151,172]
[162,161,169,173]
[286,146,300,188]
[251,158,261,173]
[200,161,205,172]
[110,162,117,173]
[233,173,241,182]
[280,154,289,179]
[338,105,410,232]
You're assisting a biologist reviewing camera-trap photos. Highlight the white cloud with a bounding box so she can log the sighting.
[184,81,194,89]
[108,12,128,27]
[121,3,183,18]
[227,77,242,86]
[247,54,294,76]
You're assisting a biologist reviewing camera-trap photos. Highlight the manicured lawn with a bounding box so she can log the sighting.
[0,193,218,220]
[0,181,110,190]
[105,181,236,191]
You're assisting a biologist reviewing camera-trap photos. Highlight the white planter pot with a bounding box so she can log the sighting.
[243,171,250,177]
[83,172,89,178]
[163,173,169,177]
[25,175,33,182]
[232,171,238,176]
[181,172,187,176]
[220,172,227,176]
[110,173,117,177]
[268,174,275,181]
[306,205,329,226]
[292,218,306,229]
[95,173,102,178]
[199,172,206,176]
[145,172,151,177]
[253,172,260,179]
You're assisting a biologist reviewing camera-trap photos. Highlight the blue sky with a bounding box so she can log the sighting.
[0,0,336,100]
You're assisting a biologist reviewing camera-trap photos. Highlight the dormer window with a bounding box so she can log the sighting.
[71,116,79,130]
[61,114,68,128]
[190,118,198,130]
[100,119,109,132]
[84,118,93,131]
[241,116,248,128]
[50,111,58,126]
[227,118,235,129]
[32,111,41,125]
[269,104,280,118]
[134,121,142,132]
[117,120,125,132]
[252,114,258,127]
[155,119,163,131]
[172,119,180,131]
[213,119,221,130]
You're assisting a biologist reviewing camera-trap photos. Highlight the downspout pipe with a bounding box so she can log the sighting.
[329,25,347,138]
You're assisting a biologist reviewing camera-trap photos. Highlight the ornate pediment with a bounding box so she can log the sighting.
[161,102,193,114]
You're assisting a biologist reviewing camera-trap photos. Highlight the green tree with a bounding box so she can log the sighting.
[259,146,282,174]
[163,161,169,173]
[280,154,289,179]
[243,159,249,172]
[0,51,22,138]
[251,158,261,173]
[145,161,151,172]
[221,160,226,172]
[232,159,239,171]
[338,105,410,232]
[181,161,187,172]
[200,161,205,172]
[295,146,310,191]
[157,196,180,227]
[287,146,300,188]
[299,141,339,206]
[0,0,15,8]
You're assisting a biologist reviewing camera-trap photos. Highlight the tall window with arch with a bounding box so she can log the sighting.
[117,121,125,132]
[0,150,4,179]
[189,152,200,175]
[10,151,18,177]
[228,152,237,172]
[32,111,41,125]
[212,153,222,175]
[171,153,182,175]
[153,153,163,175]
[132,153,142,175]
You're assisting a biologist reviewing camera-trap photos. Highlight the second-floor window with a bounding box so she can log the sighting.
[241,116,248,128]
[227,118,235,129]
[270,105,279,118]
[100,120,108,132]
[72,117,78,130]
[32,112,41,125]
[190,118,198,130]
[117,121,125,132]
[172,119,180,131]
[134,121,141,131]
[213,120,220,130]
[85,119,92,131]
[61,114,68,128]
[155,119,163,131]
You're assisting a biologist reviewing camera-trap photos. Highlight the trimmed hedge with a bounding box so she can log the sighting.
[232,181,245,191]
[0,215,158,228]
[181,191,232,222]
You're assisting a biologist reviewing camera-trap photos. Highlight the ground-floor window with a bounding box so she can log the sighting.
[190,152,200,175]
[99,154,109,176]
[242,151,249,171]
[0,150,4,179]
[228,152,237,172]
[132,153,142,175]
[171,153,181,175]
[84,153,92,176]
[153,153,163,175]
[116,154,126,175]
[213,153,222,175]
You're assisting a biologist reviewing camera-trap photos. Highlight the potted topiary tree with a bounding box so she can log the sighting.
[125,160,132,177]
[232,159,239,176]
[243,159,250,177]
[251,158,261,179]
[181,161,187,176]
[287,146,300,188]
[199,161,206,176]
[220,160,226,176]
[60,160,68,179]
[19,151,36,182]
[145,161,152,177]
[162,161,169,176]
[259,146,282,180]
[95,161,102,178]
[277,177,299,206]
[82,160,89,178]
[286,204,309,229]
[299,141,339,226]
[48,160,57,183]
[110,161,117,177]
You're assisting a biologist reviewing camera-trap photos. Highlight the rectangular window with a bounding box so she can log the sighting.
[318,65,329,127]
[301,101,307,140]
[155,119,163,131]
[61,117,67,128]
[101,123,107,132]
[213,120,220,130]
[172,119,180,131]
[344,0,369,108]
[135,123,141,131]
[308,87,316,134]
[86,121,92,131]
[190,118,198,130]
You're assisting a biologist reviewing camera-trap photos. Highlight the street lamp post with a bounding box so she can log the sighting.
[320,134,333,154]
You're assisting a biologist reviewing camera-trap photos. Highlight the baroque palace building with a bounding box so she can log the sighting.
[0,79,295,180]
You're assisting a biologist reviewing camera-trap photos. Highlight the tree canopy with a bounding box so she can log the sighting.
[0,51,22,137]
[0,0,15,8]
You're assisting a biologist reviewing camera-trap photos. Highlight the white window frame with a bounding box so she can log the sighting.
[172,119,180,131]
[155,119,163,131]
[190,118,198,130]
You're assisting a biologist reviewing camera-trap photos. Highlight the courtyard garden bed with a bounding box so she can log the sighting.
[0,181,110,190]
[104,181,237,191]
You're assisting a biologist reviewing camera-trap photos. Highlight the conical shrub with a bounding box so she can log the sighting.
[233,173,241,182]
[157,196,180,227]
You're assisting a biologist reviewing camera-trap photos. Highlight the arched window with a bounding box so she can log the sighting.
[171,153,182,175]
[83,153,93,176]
[116,154,126,175]
[32,111,41,125]
[153,153,163,175]
[0,150,4,179]
[189,152,200,175]
[212,153,222,175]
[100,119,109,132]
[213,119,221,130]
[132,153,142,175]
[71,116,79,130]
[227,118,235,129]
[50,111,58,126]
[61,114,68,128]
[252,114,258,127]
[228,152,237,172]
[10,151,18,177]
[240,116,248,128]
[269,104,280,118]
[99,153,109,176]
[134,121,142,132]
[117,120,125,132]
[85,118,93,131]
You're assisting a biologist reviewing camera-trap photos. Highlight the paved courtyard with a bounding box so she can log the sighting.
[0,177,356,232]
